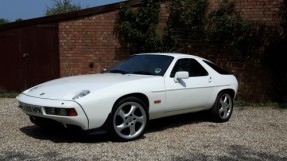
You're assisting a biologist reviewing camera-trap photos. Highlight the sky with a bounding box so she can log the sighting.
[0,0,125,21]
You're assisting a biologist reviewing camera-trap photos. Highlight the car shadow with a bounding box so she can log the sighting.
[20,125,111,143]
[20,111,210,143]
[146,111,210,133]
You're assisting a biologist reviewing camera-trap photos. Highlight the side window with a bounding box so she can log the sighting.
[170,58,208,77]
[170,59,189,77]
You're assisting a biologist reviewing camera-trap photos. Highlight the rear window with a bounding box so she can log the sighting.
[203,60,233,75]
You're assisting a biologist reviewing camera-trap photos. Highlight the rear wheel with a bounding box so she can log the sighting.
[109,97,148,141]
[210,92,233,122]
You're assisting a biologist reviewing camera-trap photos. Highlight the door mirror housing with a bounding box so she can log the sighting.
[174,71,189,83]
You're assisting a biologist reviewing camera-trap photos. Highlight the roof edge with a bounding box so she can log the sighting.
[0,0,141,31]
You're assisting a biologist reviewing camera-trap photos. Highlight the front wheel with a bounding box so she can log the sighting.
[210,92,233,122]
[109,97,148,141]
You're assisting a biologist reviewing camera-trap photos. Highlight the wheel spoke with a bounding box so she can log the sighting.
[222,109,228,118]
[118,109,126,120]
[127,105,137,116]
[116,123,127,133]
[221,98,229,107]
[223,96,228,103]
[135,116,144,124]
[219,107,225,114]
[220,98,225,107]
[129,124,136,135]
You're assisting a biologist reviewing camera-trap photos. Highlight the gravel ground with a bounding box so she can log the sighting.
[0,98,286,161]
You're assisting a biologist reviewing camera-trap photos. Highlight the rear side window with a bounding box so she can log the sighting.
[203,60,232,75]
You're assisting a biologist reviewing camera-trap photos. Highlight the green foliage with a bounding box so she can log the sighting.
[0,18,9,25]
[235,100,287,109]
[206,2,261,57]
[15,18,23,22]
[164,0,208,47]
[0,89,18,98]
[45,0,81,16]
[117,0,161,52]
[207,3,248,43]
[117,0,273,58]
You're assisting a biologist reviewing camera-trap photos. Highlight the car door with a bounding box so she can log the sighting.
[165,58,215,111]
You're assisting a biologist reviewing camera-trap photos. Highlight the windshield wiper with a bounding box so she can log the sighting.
[132,71,155,75]
[109,69,129,74]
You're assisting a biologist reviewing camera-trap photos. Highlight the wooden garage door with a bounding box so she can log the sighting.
[0,23,60,92]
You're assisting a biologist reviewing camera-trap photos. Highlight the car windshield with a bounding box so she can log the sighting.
[107,55,174,76]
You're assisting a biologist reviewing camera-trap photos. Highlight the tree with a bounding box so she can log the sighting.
[45,0,81,16]
[0,18,9,25]
[15,18,23,22]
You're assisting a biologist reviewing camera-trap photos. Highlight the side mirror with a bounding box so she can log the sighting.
[174,71,189,83]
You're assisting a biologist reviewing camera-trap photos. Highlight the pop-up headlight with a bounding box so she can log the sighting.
[27,85,42,92]
[72,90,90,100]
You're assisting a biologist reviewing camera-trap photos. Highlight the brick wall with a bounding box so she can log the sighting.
[59,11,121,76]
[209,0,283,24]
[59,0,284,101]
[190,47,275,102]
[206,0,284,101]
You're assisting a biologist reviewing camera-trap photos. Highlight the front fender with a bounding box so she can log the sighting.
[76,76,166,129]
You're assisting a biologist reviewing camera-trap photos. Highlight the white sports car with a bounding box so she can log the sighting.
[17,53,238,141]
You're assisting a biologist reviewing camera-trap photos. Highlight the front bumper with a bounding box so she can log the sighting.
[16,93,89,130]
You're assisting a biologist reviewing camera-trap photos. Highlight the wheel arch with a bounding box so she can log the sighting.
[113,93,150,111]
[218,89,236,100]
[100,93,149,132]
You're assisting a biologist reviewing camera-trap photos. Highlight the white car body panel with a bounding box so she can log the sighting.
[16,94,89,130]
[164,75,215,111]
[16,53,238,131]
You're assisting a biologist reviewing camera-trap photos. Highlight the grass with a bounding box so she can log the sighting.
[235,100,287,109]
[0,89,19,98]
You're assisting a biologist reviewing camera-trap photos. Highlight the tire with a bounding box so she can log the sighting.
[210,92,233,122]
[109,97,148,141]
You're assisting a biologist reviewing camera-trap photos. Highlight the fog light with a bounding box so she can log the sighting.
[46,107,56,115]
[45,107,77,116]
[57,108,68,116]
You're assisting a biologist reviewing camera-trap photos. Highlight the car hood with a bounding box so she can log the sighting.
[23,73,158,100]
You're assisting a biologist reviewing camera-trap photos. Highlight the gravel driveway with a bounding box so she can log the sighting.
[0,98,286,161]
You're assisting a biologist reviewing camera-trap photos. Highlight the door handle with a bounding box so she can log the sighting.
[22,53,29,59]
[208,77,212,83]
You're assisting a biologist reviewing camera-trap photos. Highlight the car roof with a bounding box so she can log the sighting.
[136,53,205,60]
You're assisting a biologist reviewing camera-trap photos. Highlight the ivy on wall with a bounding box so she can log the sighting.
[117,0,266,59]
[117,0,161,52]
[164,0,208,47]
[206,2,262,58]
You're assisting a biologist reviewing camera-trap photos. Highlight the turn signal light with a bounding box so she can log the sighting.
[67,108,78,116]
